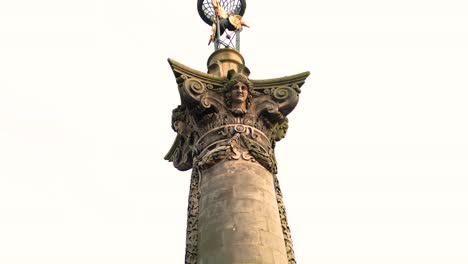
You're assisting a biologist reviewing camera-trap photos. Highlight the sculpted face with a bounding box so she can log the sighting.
[231,81,248,103]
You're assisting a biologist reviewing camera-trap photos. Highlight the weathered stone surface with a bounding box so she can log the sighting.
[166,49,309,264]
[197,160,287,263]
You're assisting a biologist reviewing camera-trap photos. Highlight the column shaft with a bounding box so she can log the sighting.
[198,160,288,264]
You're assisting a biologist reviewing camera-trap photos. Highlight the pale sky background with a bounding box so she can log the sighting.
[1,0,468,263]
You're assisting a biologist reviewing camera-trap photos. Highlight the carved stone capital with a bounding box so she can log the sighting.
[165,50,309,173]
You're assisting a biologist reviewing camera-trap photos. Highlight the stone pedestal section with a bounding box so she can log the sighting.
[165,49,309,264]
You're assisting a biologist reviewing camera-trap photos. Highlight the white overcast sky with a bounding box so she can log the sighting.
[1,0,467,263]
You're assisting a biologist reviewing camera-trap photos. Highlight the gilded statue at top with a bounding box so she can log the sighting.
[208,0,249,45]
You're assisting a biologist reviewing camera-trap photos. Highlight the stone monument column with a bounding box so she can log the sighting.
[165,49,309,264]
[165,1,309,263]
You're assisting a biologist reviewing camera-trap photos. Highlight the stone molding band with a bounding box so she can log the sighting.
[195,123,270,152]
[193,123,276,172]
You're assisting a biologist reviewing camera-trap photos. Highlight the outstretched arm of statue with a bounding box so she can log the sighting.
[228,15,249,30]
[208,22,217,45]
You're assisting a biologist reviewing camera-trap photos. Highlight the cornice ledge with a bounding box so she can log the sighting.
[251,71,310,89]
[168,58,224,86]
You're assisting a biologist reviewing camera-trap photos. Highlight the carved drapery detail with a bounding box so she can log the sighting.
[165,57,309,264]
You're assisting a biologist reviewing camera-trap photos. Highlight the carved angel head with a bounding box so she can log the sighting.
[224,72,253,116]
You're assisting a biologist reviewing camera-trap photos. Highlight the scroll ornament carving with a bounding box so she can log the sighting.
[181,77,222,110]
[183,77,206,97]
[257,86,299,121]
